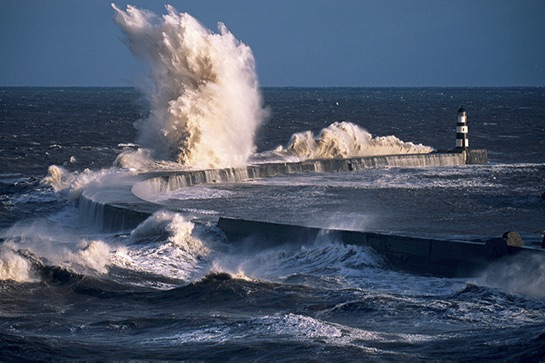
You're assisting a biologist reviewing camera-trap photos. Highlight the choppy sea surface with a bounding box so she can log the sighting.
[1,87,545,362]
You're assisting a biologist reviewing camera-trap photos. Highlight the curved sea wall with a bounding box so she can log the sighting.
[80,150,487,232]
[77,148,545,278]
[132,150,487,198]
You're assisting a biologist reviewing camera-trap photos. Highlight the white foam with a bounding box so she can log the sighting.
[151,186,233,203]
[112,4,267,169]
[251,313,344,338]
[0,218,115,277]
[108,211,212,283]
[145,312,436,350]
[67,240,112,274]
[272,121,433,161]
[208,232,385,284]
[41,165,133,201]
[0,243,39,283]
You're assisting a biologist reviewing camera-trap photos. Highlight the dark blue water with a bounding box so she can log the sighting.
[1,87,545,362]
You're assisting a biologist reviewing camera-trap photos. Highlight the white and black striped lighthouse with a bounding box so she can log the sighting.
[455,105,469,150]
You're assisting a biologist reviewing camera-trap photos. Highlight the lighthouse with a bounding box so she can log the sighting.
[455,105,469,150]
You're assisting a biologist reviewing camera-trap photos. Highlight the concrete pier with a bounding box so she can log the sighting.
[75,149,545,277]
[131,150,487,199]
[80,151,487,232]
[75,150,524,277]
[217,217,543,277]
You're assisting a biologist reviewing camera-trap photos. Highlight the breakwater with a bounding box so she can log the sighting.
[217,217,544,277]
[132,150,487,198]
[77,148,545,277]
[81,150,487,232]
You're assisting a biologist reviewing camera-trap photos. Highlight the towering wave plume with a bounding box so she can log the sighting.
[112,4,266,169]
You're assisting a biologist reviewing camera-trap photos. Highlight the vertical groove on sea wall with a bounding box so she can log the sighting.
[78,192,106,230]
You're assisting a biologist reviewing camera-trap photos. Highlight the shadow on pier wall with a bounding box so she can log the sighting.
[217,217,540,278]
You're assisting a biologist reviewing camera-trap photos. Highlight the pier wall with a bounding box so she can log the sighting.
[75,148,544,278]
[465,149,488,164]
[80,150,488,235]
[79,183,155,232]
[132,150,487,199]
[217,217,536,277]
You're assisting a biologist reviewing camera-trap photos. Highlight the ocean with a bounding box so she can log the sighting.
[1,4,545,362]
[1,86,545,362]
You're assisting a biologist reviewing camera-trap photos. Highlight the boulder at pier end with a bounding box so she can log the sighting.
[502,231,524,247]
[485,231,525,258]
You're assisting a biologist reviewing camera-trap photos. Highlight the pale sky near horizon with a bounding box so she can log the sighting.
[1,0,545,87]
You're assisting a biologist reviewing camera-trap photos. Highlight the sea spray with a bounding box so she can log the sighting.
[41,165,98,200]
[208,230,384,284]
[69,240,112,274]
[0,243,39,282]
[117,211,211,283]
[112,4,267,169]
[130,210,208,255]
[0,218,115,278]
[476,253,545,299]
[284,121,433,160]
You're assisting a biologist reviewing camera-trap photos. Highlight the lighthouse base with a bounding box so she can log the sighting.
[464,149,488,164]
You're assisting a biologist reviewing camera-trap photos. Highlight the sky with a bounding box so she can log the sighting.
[1,0,545,87]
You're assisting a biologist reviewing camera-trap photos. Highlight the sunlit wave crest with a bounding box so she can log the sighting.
[266,121,433,161]
[112,4,267,169]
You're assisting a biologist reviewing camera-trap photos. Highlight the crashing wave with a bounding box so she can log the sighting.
[112,4,267,169]
[283,121,434,160]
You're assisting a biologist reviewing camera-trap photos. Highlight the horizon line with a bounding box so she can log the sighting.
[2,84,544,89]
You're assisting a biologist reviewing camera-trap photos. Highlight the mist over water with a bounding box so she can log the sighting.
[112,4,267,169]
